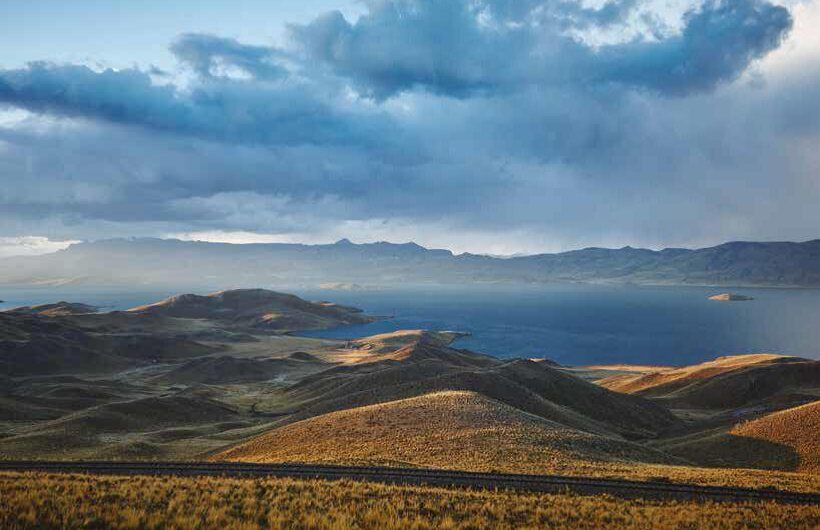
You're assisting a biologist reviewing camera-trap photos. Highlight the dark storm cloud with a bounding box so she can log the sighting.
[0,61,391,147]
[0,1,792,114]
[599,0,793,94]
[291,0,791,99]
[0,0,815,253]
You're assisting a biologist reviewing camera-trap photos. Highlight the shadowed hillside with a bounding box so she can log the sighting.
[0,289,373,459]
[0,288,372,376]
[7,302,99,317]
[281,331,679,439]
[663,401,820,473]
[593,353,820,475]
[156,354,328,385]
[0,395,241,459]
[129,288,376,331]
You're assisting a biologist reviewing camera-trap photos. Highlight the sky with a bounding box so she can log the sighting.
[0,0,819,257]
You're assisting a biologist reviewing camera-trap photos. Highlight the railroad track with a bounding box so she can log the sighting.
[1,461,817,505]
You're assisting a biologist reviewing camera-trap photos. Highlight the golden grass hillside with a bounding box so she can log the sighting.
[214,389,820,493]
[598,354,820,410]
[2,472,819,530]
[664,401,820,473]
[216,391,676,473]
[282,333,678,439]
[339,329,472,362]
[599,354,794,395]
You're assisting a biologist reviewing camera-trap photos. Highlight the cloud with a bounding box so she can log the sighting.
[170,33,287,80]
[0,236,78,258]
[599,0,793,94]
[0,0,816,255]
[291,0,791,99]
[0,60,393,147]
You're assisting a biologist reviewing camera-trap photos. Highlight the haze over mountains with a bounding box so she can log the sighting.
[1,237,819,289]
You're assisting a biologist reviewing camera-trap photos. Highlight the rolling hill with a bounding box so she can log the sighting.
[7,302,99,317]
[0,395,242,459]
[663,401,820,473]
[215,390,678,472]
[272,331,679,439]
[156,353,327,385]
[599,354,820,410]
[0,288,373,376]
[128,288,376,331]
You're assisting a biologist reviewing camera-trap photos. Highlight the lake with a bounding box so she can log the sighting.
[2,283,819,366]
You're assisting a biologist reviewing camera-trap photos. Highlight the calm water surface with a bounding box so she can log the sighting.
[2,284,819,366]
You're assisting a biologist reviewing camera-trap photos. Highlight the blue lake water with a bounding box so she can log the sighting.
[2,283,819,366]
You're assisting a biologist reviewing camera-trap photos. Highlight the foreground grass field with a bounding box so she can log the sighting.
[2,472,819,530]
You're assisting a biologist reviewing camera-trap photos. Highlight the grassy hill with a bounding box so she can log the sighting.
[6,302,98,317]
[128,288,375,332]
[599,354,820,410]
[280,331,678,439]
[600,354,797,395]
[215,390,677,473]
[155,353,327,385]
[663,401,820,473]
[0,395,242,459]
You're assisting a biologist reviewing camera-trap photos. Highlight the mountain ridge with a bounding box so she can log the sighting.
[2,237,820,288]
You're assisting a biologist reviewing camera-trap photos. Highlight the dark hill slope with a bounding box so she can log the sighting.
[0,395,240,458]
[283,333,678,439]
[0,327,130,376]
[157,354,327,385]
[128,288,375,331]
[7,302,98,317]
[0,309,217,375]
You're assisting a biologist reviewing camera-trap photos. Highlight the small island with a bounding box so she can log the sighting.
[708,293,754,302]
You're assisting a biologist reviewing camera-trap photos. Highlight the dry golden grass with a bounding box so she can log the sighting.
[732,401,820,472]
[665,401,820,474]
[2,472,818,530]
[216,391,675,470]
[215,391,820,493]
[585,364,670,373]
[327,329,466,364]
[218,334,342,360]
[599,354,790,395]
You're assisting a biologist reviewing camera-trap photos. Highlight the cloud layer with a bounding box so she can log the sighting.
[293,0,791,98]
[0,0,817,255]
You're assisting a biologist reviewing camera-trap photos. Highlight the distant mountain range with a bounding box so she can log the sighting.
[0,237,819,288]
